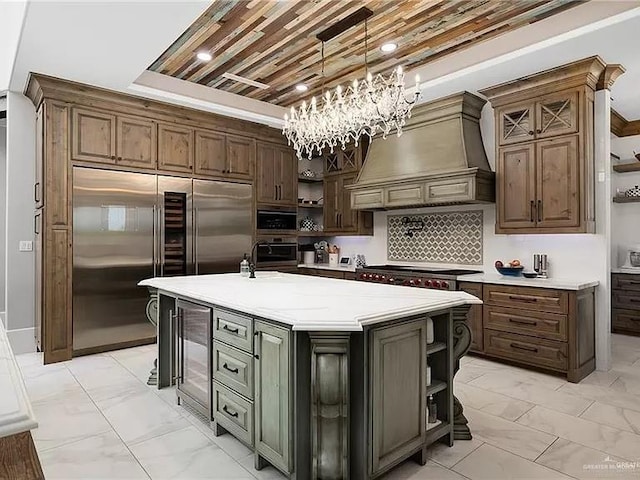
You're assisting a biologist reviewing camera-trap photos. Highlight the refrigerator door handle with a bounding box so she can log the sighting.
[159,205,164,277]
[152,205,157,277]
[194,208,199,275]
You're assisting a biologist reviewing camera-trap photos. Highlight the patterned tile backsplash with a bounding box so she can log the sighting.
[387,211,483,264]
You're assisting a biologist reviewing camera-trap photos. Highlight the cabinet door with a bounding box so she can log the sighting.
[323,176,340,232]
[339,173,358,233]
[71,107,116,163]
[227,134,255,180]
[339,145,361,173]
[370,319,427,474]
[459,282,483,353]
[34,211,43,352]
[256,142,278,204]
[194,129,226,177]
[158,123,194,173]
[536,135,580,228]
[324,150,340,175]
[254,320,291,473]
[497,143,536,230]
[116,115,157,169]
[496,102,535,146]
[277,146,297,206]
[535,90,578,140]
[35,104,44,208]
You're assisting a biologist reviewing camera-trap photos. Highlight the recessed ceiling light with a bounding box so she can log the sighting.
[196,51,212,62]
[380,42,397,53]
[295,84,308,92]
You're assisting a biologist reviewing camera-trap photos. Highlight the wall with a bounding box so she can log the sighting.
[335,95,613,370]
[611,133,640,267]
[0,124,6,319]
[5,92,35,353]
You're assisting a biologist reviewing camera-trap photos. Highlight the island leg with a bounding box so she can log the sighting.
[309,333,350,480]
[452,305,473,440]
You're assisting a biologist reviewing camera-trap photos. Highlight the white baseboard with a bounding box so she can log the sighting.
[6,327,36,354]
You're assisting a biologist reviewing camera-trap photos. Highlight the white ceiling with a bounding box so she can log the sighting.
[5,0,640,127]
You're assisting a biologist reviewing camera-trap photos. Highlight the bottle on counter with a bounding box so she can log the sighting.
[427,395,437,425]
[240,254,250,277]
[426,317,434,344]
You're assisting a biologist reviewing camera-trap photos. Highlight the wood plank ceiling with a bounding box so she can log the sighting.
[149,0,584,107]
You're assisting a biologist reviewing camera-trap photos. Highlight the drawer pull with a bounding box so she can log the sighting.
[222,405,238,418]
[222,324,240,334]
[622,281,640,286]
[508,295,538,303]
[508,318,537,326]
[510,342,538,353]
[222,363,239,374]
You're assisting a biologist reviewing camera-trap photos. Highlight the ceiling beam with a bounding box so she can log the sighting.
[611,108,640,137]
[316,7,373,42]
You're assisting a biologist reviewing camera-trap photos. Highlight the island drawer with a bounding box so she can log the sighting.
[484,306,567,341]
[213,309,253,353]
[612,308,640,335]
[484,329,568,371]
[212,381,253,447]
[612,274,640,293]
[212,341,253,399]
[612,290,640,311]
[484,284,568,314]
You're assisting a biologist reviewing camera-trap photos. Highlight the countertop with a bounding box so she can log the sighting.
[612,267,640,275]
[139,272,481,332]
[461,273,599,290]
[0,321,38,438]
[297,263,356,273]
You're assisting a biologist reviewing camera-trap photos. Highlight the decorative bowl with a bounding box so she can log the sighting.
[496,266,524,276]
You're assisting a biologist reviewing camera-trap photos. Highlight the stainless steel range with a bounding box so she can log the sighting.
[356,265,482,290]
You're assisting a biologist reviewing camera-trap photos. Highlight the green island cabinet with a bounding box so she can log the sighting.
[154,292,472,480]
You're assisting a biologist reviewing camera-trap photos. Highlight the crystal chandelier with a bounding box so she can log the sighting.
[282,17,421,160]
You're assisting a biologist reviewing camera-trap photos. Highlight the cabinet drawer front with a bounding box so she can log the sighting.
[484,306,567,341]
[484,285,568,314]
[212,341,253,399]
[613,274,640,293]
[214,309,253,352]
[212,382,253,446]
[484,329,567,371]
[612,291,640,311]
[612,309,640,334]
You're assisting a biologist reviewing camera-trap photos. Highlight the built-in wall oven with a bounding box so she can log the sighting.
[256,208,297,234]
[255,237,298,267]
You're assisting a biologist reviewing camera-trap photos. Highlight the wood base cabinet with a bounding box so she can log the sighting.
[473,283,595,382]
[479,56,625,234]
[612,273,640,336]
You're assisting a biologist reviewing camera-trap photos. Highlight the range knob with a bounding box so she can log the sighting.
[423,279,432,288]
[359,273,366,280]
[432,280,441,288]
[374,274,380,281]
[441,281,449,289]
[414,279,422,286]
[388,277,395,284]
[381,275,386,281]
[409,279,415,286]
[403,279,411,286]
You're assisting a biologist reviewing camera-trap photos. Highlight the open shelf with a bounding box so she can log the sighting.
[613,162,640,173]
[298,203,323,209]
[298,175,323,183]
[426,379,447,396]
[426,342,446,355]
[424,420,449,444]
[613,196,640,203]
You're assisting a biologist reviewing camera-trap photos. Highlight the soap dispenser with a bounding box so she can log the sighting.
[240,254,250,277]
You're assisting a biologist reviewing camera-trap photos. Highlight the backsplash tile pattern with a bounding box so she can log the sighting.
[387,211,483,264]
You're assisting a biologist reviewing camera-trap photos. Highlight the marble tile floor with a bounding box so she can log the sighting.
[15,334,640,480]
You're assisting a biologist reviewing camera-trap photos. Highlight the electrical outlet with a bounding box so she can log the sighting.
[19,241,33,252]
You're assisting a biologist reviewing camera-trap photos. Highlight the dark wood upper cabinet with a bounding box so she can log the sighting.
[158,123,194,173]
[71,107,116,163]
[324,144,362,175]
[496,102,535,146]
[256,141,296,206]
[277,146,297,206]
[497,143,536,230]
[194,129,226,176]
[116,116,157,169]
[535,90,578,140]
[323,172,372,236]
[226,134,255,180]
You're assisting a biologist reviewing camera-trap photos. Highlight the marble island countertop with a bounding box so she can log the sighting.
[140,272,481,331]
[0,321,38,438]
[461,273,599,290]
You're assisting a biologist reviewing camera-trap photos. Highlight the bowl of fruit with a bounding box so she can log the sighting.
[495,259,524,276]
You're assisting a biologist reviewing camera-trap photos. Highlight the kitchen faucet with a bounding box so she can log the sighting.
[249,241,272,278]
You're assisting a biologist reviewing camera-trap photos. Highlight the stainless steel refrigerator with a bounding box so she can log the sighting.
[72,167,252,355]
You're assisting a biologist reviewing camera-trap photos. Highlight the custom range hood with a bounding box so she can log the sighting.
[348,91,495,210]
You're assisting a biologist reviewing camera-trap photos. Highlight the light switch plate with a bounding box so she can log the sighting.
[19,240,33,252]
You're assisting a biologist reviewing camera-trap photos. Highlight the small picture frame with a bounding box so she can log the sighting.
[340,256,351,265]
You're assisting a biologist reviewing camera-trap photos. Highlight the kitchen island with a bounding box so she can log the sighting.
[140,272,481,480]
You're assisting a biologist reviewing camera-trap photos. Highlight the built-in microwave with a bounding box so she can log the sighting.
[255,237,298,265]
[257,208,297,233]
